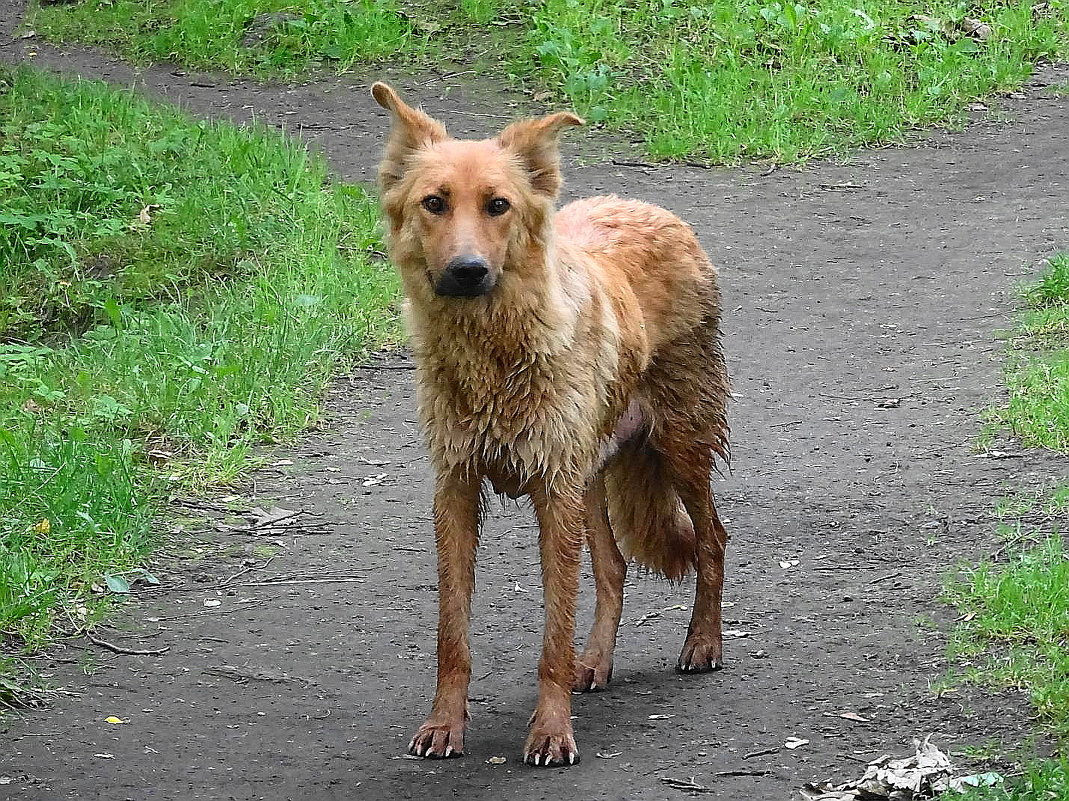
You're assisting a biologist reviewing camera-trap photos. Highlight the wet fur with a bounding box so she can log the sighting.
[372,82,730,767]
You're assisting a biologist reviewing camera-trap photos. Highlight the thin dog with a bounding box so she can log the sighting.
[372,82,731,767]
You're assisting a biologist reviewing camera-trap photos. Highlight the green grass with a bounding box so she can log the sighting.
[29,0,411,77]
[946,253,1069,795]
[0,66,398,670]
[989,254,1069,451]
[29,0,1069,162]
[954,759,1069,800]
[945,489,1069,798]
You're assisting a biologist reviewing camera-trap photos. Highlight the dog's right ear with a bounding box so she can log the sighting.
[371,82,447,192]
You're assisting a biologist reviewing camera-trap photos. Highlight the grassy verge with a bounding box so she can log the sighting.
[946,256,1069,798]
[989,254,1069,450]
[0,65,398,698]
[28,0,1069,162]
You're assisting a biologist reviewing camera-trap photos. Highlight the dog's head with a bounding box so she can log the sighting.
[371,82,583,299]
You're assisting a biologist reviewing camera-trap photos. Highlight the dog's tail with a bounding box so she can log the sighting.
[603,440,697,581]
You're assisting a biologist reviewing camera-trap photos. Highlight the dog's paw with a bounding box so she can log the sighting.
[675,635,724,674]
[573,654,613,692]
[523,727,580,767]
[408,720,465,759]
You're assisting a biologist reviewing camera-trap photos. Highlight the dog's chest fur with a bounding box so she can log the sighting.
[408,283,638,493]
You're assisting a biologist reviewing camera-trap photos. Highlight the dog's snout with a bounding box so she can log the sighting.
[435,256,495,297]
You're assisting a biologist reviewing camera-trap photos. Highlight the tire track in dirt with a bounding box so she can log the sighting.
[2,8,1068,799]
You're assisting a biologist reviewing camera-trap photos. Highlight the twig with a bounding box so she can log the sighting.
[352,363,416,371]
[612,159,660,169]
[769,420,804,428]
[715,769,771,777]
[742,747,780,759]
[660,777,713,792]
[86,634,169,656]
[248,510,302,530]
[230,577,367,588]
[221,557,277,587]
[869,571,903,585]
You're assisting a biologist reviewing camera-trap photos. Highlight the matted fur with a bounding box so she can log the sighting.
[372,81,731,768]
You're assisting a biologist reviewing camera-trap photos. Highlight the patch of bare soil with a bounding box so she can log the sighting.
[3,5,1068,798]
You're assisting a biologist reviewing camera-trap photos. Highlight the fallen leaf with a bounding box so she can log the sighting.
[723,629,751,638]
[839,712,869,723]
[135,204,161,226]
[33,518,50,534]
[596,751,622,759]
[203,599,222,608]
[94,753,115,759]
[486,756,507,764]
[648,714,675,720]
[785,737,810,749]
[104,716,127,724]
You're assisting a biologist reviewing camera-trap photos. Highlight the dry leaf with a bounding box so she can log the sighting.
[785,737,810,749]
[838,712,869,723]
[104,716,127,724]
[486,756,506,764]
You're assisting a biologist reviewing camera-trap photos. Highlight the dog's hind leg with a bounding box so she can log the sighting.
[574,476,626,692]
[409,469,482,759]
[662,443,728,673]
[525,486,585,766]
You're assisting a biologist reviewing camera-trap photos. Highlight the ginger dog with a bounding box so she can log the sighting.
[372,82,731,767]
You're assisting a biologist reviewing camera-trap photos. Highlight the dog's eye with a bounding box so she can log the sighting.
[421,195,446,214]
[487,197,511,216]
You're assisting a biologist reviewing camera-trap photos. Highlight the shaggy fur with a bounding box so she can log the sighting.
[372,82,731,768]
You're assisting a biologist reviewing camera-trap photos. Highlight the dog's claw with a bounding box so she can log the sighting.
[523,729,580,767]
[573,655,613,693]
[676,635,724,674]
[409,721,465,759]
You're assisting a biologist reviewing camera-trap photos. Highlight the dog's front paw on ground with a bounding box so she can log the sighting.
[523,726,580,766]
[676,635,724,674]
[408,720,466,759]
[573,653,613,692]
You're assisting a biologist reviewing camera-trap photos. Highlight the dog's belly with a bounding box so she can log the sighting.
[596,398,646,471]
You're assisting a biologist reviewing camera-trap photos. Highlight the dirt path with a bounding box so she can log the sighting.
[4,9,1069,799]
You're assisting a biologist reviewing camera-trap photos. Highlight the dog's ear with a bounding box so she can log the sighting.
[498,111,584,197]
[371,82,448,192]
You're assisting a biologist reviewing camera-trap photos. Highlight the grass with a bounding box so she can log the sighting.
[28,0,1069,162]
[28,0,411,77]
[0,65,398,678]
[946,256,1069,798]
[988,254,1069,451]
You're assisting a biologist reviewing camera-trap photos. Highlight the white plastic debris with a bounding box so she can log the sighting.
[801,736,1004,800]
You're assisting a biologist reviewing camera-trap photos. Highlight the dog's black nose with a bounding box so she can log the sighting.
[436,256,493,297]
[447,257,489,286]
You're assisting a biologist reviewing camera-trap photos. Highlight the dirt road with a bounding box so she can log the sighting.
[2,9,1068,799]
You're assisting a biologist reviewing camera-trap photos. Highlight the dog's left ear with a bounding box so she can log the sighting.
[372,82,448,192]
[498,111,584,197]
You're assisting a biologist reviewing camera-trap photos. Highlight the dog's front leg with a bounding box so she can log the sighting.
[409,469,482,759]
[525,486,584,766]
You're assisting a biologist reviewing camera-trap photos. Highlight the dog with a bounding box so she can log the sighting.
[371,82,731,767]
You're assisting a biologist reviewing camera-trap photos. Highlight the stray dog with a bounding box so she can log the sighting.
[372,82,730,767]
